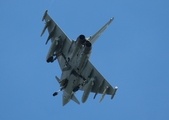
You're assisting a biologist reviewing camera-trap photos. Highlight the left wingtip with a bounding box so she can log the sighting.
[42,9,48,21]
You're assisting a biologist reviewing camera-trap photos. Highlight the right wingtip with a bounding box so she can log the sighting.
[110,17,114,21]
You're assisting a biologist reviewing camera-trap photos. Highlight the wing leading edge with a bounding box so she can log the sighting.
[88,18,114,44]
[41,10,71,70]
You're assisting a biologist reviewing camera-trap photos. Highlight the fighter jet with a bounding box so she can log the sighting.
[41,10,118,106]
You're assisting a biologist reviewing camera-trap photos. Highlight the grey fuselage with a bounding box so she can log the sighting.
[59,35,92,105]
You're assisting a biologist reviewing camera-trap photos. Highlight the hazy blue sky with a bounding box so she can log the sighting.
[1,0,169,120]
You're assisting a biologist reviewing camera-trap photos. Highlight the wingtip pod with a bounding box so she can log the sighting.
[110,17,114,21]
[111,86,118,99]
[42,10,48,21]
[108,17,114,25]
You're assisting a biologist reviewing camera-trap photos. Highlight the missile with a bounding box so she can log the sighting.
[99,86,109,103]
[46,25,56,44]
[40,20,51,36]
[82,77,95,103]
[93,79,104,99]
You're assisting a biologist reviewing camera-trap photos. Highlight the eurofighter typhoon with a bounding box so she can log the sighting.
[41,10,118,106]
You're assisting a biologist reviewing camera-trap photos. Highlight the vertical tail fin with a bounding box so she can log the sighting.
[62,91,80,106]
[71,94,80,105]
